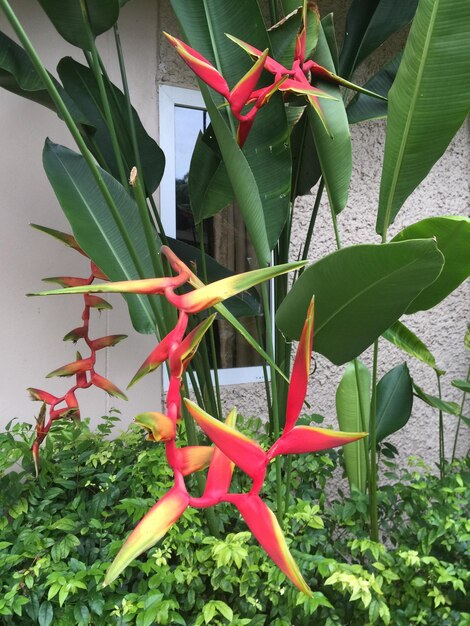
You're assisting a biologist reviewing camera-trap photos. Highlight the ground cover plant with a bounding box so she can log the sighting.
[0,0,469,621]
[0,418,469,625]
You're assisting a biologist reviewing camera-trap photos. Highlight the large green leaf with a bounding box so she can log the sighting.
[58,58,164,194]
[37,0,119,50]
[276,239,444,365]
[336,361,370,493]
[347,53,401,124]
[376,363,413,443]
[42,140,158,334]
[392,216,470,313]
[309,25,351,215]
[382,321,440,372]
[170,0,291,252]
[188,128,233,223]
[377,0,470,235]
[339,0,418,78]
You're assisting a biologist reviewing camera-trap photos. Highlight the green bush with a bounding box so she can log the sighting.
[1,417,468,626]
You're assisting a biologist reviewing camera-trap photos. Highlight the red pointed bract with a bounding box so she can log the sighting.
[284,297,314,433]
[28,388,58,405]
[204,408,237,498]
[228,494,311,596]
[230,49,268,115]
[91,334,127,351]
[164,32,230,99]
[46,357,93,378]
[267,425,366,460]
[185,399,266,481]
[104,486,189,586]
[91,373,127,400]
[128,313,188,388]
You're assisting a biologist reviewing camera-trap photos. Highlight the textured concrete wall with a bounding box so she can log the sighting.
[157,0,469,464]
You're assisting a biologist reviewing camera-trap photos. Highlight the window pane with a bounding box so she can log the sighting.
[174,105,264,369]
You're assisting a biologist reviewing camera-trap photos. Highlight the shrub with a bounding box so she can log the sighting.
[0,417,468,625]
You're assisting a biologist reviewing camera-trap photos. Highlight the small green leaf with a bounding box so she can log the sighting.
[38,602,53,626]
[382,321,439,371]
[376,363,413,443]
[413,382,460,416]
[452,379,470,393]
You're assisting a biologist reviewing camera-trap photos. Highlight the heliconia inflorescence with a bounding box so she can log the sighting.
[28,225,127,476]
[34,241,366,593]
[164,0,385,145]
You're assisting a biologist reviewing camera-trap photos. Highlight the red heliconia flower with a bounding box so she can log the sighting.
[103,295,366,595]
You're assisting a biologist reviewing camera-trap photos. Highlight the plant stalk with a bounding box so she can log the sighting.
[436,370,445,478]
[369,340,379,541]
[452,364,470,461]
[80,3,128,189]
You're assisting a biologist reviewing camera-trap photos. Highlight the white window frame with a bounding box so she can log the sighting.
[158,84,270,386]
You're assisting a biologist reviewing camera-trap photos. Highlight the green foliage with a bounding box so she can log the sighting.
[1,418,468,625]
[276,240,444,363]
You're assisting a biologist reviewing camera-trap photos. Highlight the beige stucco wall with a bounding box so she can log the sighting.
[0,0,162,431]
[1,1,468,463]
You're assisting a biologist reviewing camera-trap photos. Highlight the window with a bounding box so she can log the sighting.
[159,85,269,385]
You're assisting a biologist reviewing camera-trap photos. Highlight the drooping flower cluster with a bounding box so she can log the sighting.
[28,226,127,475]
[165,0,384,145]
[37,246,366,594]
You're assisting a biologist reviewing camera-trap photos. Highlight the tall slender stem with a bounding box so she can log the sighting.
[353,358,370,487]
[329,203,342,249]
[300,178,325,265]
[369,340,379,541]
[198,222,222,419]
[452,364,470,461]
[80,3,128,189]
[436,370,445,478]
[262,283,283,522]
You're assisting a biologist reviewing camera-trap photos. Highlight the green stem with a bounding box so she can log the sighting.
[436,371,445,478]
[0,0,150,305]
[198,222,223,420]
[452,364,470,461]
[268,0,278,25]
[80,3,128,189]
[353,358,370,488]
[301,178,325,264]
[330,202,342,250]
[148,194,169,244]
[262,283,283,522]
[283,457,293,515]
[113,24,143,176]
[369,340,379,541]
